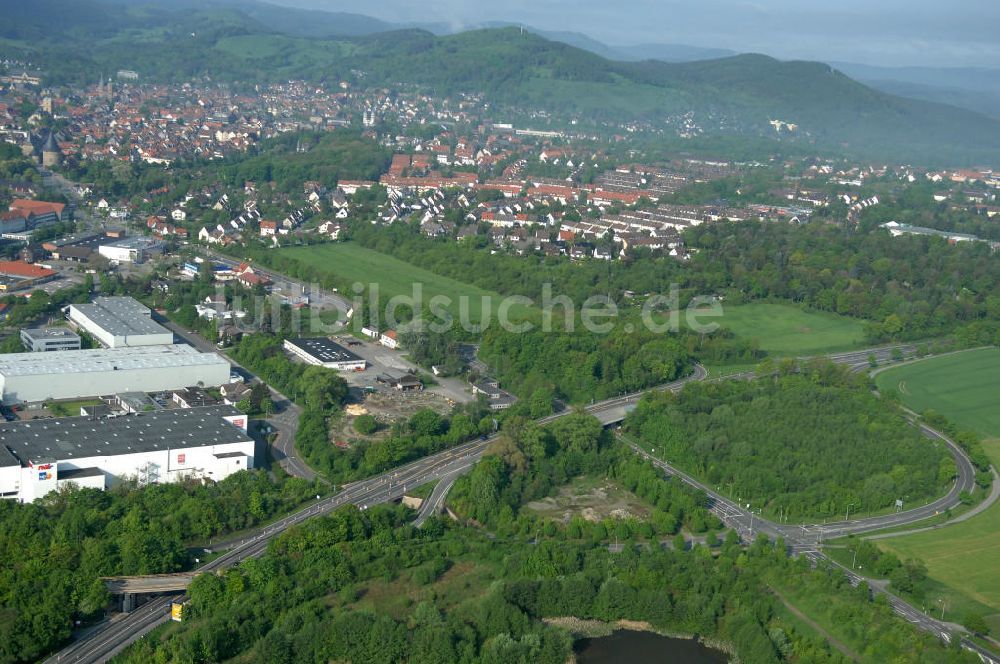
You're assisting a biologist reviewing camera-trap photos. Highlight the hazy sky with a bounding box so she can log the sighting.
[277,0,1000,67]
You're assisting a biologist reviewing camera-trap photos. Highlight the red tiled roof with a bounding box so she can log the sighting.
[0,261,56,279]
[10,199,65,217]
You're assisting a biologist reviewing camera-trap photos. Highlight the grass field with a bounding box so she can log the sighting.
[46,399,103,418]
[706,303,868,355]
[280,243,532,324]
[875,347,1000,438]
[877,438,1000,634]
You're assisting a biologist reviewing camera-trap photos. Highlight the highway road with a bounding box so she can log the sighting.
[626,434,998,664]
[625,421,975,544]
[44,348,999,663]
[43,365,705,664]
[820,344,921,373]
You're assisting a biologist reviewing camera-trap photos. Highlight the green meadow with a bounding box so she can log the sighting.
[875,347,1000,438]
[699,302,869,355]
[279,243,533,325]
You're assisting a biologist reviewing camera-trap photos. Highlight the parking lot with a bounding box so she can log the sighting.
[339,335,474,403]
[26,273,85,296]
[282,334,474,405]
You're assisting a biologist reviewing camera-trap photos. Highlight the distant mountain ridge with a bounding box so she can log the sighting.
[3,0,1000,164]
[332,28,1000,163]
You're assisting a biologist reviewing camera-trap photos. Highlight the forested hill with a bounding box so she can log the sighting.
[345,30,1000,159]
[4,1,1000,163]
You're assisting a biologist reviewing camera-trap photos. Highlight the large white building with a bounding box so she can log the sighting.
[97,236,162,263]
[283,337,366,371]
[0,344,231,405]
[0,406,255,503]
[68,296,174,347]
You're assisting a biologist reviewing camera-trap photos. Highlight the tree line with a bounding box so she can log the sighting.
[0,472,323,664]
[333,219,1000,346]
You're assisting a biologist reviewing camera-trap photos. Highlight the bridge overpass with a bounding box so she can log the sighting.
[46,345,999,664]
[102,573,199,613]
[103,573,198,595]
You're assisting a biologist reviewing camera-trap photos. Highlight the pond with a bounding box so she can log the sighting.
[574,630,728,664]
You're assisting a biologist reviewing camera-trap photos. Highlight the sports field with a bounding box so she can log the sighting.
[279,243,531,324]
[707,303,868,355]
[874,347,1000,438]
[877,438,1000,633]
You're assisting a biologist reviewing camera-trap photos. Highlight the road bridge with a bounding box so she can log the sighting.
[45,347,999,664]
[103,573,198,595]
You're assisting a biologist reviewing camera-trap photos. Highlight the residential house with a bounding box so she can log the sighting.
[379,330,399,350]
[220,381,252,405]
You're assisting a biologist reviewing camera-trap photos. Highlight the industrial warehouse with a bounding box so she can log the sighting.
[283,337,367,371]
[67,296,174,348]
[0,405,255,503]
[0,344,231,405]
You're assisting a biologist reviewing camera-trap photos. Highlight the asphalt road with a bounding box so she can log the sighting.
[820,343,925,374]
[197,248,353,321]
[43,366,704,664]
[626,430,997,664]
[413,471,462,528]
[43,349,999,663]
[161,320,316,481]
[625,420,975,545]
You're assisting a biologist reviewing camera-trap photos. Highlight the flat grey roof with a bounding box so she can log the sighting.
[286,337,364,364]
[21,327,81,342]
[0,444,17,468]
[69,296,171,338]
[0,344,228,377]
[58,466,105,480]
[101,236,162,250]
[0,405,249,465]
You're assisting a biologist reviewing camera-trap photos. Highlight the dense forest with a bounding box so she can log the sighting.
[0,472,323,664]
[684,221,1000,343]
[214,131,391,194]
[109,434,979,664]
[625,363,952,519]
[447,413,722,538]
[479,323,693,404]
